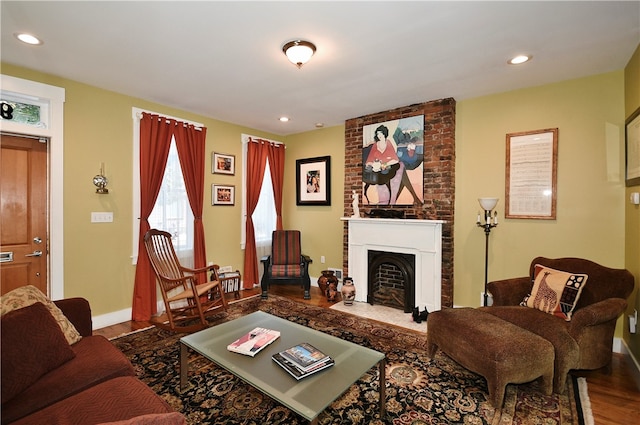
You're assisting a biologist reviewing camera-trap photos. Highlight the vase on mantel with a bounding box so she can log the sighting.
[341,277,356,305]
[318,270,339,301]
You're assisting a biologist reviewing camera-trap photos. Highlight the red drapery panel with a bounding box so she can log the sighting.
[242,139,269,288]
[174,123,208,282]
[131,113,173,321]
[267,143,285,231]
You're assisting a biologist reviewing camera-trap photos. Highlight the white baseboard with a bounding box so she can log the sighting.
[92,300,164,330]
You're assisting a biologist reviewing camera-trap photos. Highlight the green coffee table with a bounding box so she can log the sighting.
[180,311,386,424]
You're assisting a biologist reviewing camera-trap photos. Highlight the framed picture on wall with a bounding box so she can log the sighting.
[296,156,331,205]
[212,152,235,175]
[626,106,640,186]
[505,128,558,219]
[212,184,235,205]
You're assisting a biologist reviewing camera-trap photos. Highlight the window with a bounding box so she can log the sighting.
[253,159,277,253]
[132,107,203,264]
[148,139,194,266]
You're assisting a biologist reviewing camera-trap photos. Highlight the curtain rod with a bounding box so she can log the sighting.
[134,111,204,130]
[247,136,284,147]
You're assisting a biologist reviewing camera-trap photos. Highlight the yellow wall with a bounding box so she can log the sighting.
[624,44,640,360]
[2,61,633,348]
[1,63,280,316]
[455,72,627,311]
[283,126,346,278]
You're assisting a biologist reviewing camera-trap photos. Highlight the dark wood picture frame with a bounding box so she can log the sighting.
[505,128,558,219]
[625,106,640,187]
[296,156,331,206]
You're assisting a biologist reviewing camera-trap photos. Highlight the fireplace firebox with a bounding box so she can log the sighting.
[367,250,415,313]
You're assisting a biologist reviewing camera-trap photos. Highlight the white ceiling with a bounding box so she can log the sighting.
[2,1,639,135]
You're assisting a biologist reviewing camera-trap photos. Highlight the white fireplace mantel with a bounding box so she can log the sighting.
[341,217,444,312]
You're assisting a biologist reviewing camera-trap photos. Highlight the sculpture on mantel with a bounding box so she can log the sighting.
[351,190,360,217]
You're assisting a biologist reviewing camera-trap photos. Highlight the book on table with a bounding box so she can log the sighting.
[279,342,330,371]
[226,327,280,357]
[272,342,334,380]
[272,352,334,380]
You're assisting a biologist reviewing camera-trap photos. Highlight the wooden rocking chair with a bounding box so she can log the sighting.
[144,229,227,332]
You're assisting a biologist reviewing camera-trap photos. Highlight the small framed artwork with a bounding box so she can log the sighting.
[212,152,235,175]
[625,106,640,187]
[212,184,235,205]
[505,128,558,219]
[296,156,331,206]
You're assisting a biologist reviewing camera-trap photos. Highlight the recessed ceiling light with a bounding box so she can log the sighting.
[315,123,324,128]
[15,33,43,45]
[508,55,531,65]
[279,116,289,122]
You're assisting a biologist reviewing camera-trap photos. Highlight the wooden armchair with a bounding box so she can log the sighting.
[144,229,227,332]
[483,257,634,392]
[260,230,312,300]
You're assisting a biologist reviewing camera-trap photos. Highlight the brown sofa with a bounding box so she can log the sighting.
[1,296,184,425]
[482,257,635,392]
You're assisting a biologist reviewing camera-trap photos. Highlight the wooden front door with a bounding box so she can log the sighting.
[0,133,48,295]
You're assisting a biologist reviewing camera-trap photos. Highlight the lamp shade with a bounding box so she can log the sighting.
[478,197,498,211]
[283,40,316,68]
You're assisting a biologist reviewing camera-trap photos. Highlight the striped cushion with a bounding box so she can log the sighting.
[271,230,301,266]
[271,265,303,278]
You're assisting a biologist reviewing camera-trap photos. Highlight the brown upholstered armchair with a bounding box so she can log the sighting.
[482,257,634,393]
[260,230,312,300]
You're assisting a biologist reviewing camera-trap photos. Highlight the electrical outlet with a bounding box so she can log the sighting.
[629,310,638,334]
[320,255,326,264]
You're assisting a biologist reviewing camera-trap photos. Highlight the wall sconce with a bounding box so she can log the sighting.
[476,197,498,306]
[93,163,109,194]
[282,40,316,68]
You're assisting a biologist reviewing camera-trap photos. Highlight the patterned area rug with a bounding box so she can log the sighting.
[111,295,590,425]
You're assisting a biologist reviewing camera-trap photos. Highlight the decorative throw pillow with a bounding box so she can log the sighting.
[521,264,588,321]
[0,285,82,344]
[1,302,77,404]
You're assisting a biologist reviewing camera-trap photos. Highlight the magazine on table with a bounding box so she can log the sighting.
[279,342,330,371]
[226,327,280,357]
[272,352,334,380]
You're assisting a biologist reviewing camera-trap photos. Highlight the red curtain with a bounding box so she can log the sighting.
[242,139,269,289]
[131,114,173,321]
[174,123,208,282]
[267,143,285,231]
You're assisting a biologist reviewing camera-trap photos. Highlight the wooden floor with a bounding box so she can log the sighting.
[95,285,640,425]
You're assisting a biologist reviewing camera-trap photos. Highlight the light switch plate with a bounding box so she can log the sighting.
[91,212,113,223]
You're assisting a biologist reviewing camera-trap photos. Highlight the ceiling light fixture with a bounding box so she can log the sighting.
[15,33,43,45]
[282,40,316,68]
[279,116,289,122]
[508,55,531,65]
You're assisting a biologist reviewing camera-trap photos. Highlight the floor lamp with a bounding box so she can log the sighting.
[476,198,498,307]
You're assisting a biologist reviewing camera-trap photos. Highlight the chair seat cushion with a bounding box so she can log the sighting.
[271,264,303,278]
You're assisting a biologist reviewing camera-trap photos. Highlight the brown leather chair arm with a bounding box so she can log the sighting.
[487,277,531,306]
[569,298,628,330]
[53,297,93,337]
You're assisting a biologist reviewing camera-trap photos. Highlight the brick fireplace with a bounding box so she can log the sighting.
[342,98,455,308]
